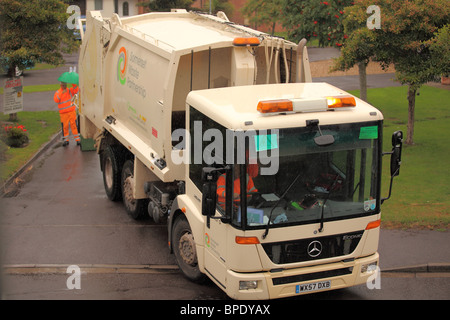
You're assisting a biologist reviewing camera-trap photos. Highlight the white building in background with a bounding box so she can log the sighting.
[85,0,142,17]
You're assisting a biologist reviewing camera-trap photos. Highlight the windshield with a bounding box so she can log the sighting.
[225,122,382,230]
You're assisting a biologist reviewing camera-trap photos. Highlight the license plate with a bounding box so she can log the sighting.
[296,280,331,293]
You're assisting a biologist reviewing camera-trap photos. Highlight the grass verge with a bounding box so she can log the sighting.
[349,85,450,230]
[0,84,60,95]
[0,111,60,183]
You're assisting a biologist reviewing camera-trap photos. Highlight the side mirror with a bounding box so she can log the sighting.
[382,131,403,204]
[390,131,403,176]
[201,167,219,217]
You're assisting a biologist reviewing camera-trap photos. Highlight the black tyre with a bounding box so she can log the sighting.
[172,215,206,283]
[121,159,147,220]
[101,145,124,201]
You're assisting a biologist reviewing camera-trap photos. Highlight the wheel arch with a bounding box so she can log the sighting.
[168,195,205,255]
[99,131,131,172]
[168,208,184,253]
[169,199,207,283]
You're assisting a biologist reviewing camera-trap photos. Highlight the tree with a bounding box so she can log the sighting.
[0,0,78,121]
[425,24,450,84]
[333,0,449,145]
[370,0,448,145]
[137,0,233,22]
[330,4,378,102]
[282,0,354,47]
[137,0,194,12]
[199,0,234,19]
[242,0,283,35]
[0,0,78,77]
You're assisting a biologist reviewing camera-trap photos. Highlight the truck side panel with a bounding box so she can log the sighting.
[104,37,169,159]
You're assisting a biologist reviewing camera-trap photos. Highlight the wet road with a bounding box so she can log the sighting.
[1,145,171,266]
[0,142,228,301]
[1,142,449,303]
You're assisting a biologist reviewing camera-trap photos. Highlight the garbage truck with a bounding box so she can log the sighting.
[78,9,402,300]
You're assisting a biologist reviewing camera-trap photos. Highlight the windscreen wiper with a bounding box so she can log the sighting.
[318,174,341,232]
[262,173,302,239]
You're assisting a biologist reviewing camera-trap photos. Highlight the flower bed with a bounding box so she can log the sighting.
[2,124,29,148]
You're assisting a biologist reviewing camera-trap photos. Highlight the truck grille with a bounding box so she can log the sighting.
[262,231,364,264]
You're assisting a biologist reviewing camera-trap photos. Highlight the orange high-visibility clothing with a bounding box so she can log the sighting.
[69,84,79,95]
[54,87,80,142]
[60,111,80,143]
[217,173,257,207]
[54,88,76,114]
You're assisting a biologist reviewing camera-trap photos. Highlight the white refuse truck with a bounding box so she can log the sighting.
[78,10,402,300]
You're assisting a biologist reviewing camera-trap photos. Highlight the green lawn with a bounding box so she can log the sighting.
[349,85,450,230]
[0,111,61,182]
[0,84,60,95]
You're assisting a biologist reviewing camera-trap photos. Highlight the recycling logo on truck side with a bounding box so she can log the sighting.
[117,46,127,85]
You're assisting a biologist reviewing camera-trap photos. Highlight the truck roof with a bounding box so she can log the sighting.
[119,11,292,53]
[186,83,383,130]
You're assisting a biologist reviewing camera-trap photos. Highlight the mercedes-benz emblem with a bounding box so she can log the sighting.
[307,240,322,258]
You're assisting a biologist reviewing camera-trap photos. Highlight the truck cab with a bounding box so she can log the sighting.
[169,83,388,299]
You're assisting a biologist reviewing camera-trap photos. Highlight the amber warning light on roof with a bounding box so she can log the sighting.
[326,96,356,108]
[257,96,356,114]
[232,37,261,47]
[257,99,293,113]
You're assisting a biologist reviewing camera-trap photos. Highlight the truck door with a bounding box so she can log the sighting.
[204,203,229,291]
[204,164,249,290]
[188,106,230,288]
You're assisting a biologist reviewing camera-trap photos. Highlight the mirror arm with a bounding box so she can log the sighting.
[381,150,394,204]
[381,130,403,205]
[381,166,399,204]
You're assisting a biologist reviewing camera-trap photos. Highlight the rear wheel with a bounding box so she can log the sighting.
[121,159,147,220]
[101,145,123,201]
[172,215,206,283]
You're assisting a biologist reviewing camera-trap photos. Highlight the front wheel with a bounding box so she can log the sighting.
[172,215,206,283]
[121,159,147,220]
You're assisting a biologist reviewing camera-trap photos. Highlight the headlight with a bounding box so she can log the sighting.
[239,280,259,290]
[361,261,378,273]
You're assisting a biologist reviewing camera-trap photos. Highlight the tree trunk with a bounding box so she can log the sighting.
[406,86,416,145]
[358,61,368,102]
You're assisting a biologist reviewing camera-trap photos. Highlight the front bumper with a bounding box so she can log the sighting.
[225,253,379,300]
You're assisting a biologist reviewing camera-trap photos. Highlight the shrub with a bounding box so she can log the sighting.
[2,125,29,148]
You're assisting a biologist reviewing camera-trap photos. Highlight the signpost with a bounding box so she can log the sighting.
[3,76,24,116]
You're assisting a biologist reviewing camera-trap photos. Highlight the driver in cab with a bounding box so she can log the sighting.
[216,165,258,209]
